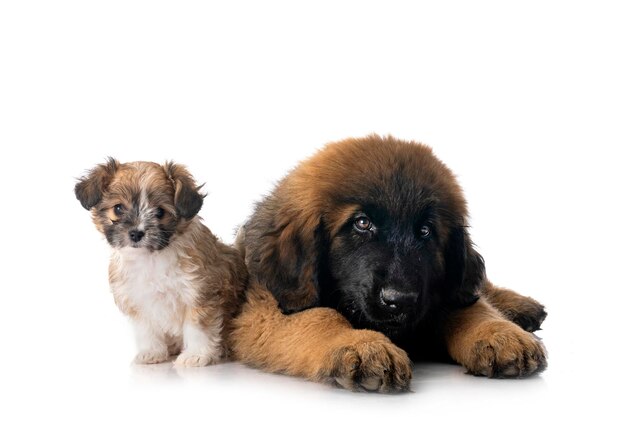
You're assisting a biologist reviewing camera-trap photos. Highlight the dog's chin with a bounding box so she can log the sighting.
[116,240,168,252]
[115,242,148,251]
[367,305,415,326]
[341,295,419,331]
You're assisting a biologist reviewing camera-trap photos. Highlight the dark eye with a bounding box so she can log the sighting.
[420,225,431,238]
[114,204,125,216]
[354,216,373,232]
[155,207,165,219]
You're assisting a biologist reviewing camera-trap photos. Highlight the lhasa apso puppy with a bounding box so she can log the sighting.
[75,159,247,367]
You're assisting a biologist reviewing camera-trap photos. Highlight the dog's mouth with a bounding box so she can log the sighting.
[121,240,161,252]
[378,288,418,311]
[123,233,171,251]
[337,286,423,330]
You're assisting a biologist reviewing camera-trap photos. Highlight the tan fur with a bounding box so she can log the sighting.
[231,283,411,391]
[444,298,546,377]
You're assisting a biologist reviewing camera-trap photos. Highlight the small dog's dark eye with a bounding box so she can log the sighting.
[155,207,165,219]
[354,216,373,232]
[420,225,431,238]
[114,204,125,216]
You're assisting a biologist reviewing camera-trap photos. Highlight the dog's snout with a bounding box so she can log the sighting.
[129,229,145,243]
[380,288,418,309]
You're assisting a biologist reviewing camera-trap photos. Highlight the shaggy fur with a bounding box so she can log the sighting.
[76,160,247,366]
[232,135,547,391]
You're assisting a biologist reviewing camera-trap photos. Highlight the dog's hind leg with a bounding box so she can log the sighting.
[479,281,547,332]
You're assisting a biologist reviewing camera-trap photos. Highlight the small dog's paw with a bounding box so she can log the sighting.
[134,349,169,365]
[173,351,218,368]
[465,321,547,378]
[324,337,412,392]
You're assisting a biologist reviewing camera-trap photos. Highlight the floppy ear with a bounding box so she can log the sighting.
[443,226,485,308]
[246,207,324,314]
[164,161,205,219]
[74,158,119,210]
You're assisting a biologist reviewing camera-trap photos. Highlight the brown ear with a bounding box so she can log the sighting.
[163,161,205,219]
[75,158,119,210]
[443,226,485,308]
[244,201,323,314]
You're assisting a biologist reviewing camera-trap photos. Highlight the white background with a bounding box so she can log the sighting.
[1,1,625,437]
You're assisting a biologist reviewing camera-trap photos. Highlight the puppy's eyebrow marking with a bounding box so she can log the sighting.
[140,187,149,211]
[138,172,150,211]
[140,188,151,229]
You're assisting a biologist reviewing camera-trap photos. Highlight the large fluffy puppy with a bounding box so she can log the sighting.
[232,135,547,391]
[75,159,247,366]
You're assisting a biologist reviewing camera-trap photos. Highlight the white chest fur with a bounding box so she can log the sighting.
[110,246,196,335]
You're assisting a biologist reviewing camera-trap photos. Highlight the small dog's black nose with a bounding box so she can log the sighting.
[129,230,145,243]
[380,288,418,309]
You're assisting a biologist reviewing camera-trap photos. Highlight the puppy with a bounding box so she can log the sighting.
[75,159,247,366]
[231,135,547,391]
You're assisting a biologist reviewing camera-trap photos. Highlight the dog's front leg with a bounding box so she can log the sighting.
[443,298,547,377]
[132,319,169,364]
[174,307,223,367]
[230,284,412,392]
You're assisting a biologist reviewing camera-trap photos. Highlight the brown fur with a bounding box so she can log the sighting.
[231,135,547,390]
[175,222,248,355]
[444,298,546,377]
[481,281,548,332]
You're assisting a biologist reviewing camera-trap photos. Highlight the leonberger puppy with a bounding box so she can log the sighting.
[231,135,547,391]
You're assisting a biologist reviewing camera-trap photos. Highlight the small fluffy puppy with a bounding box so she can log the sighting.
[75,159,247,367]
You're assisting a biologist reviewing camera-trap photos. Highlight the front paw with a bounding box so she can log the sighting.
[134,349,169,365]
[173,350,219,368]
[324,336,412,392]
[464,321,547,378]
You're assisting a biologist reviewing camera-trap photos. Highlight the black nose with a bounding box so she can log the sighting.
[129,230,145,243]
[380,288,418,309]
